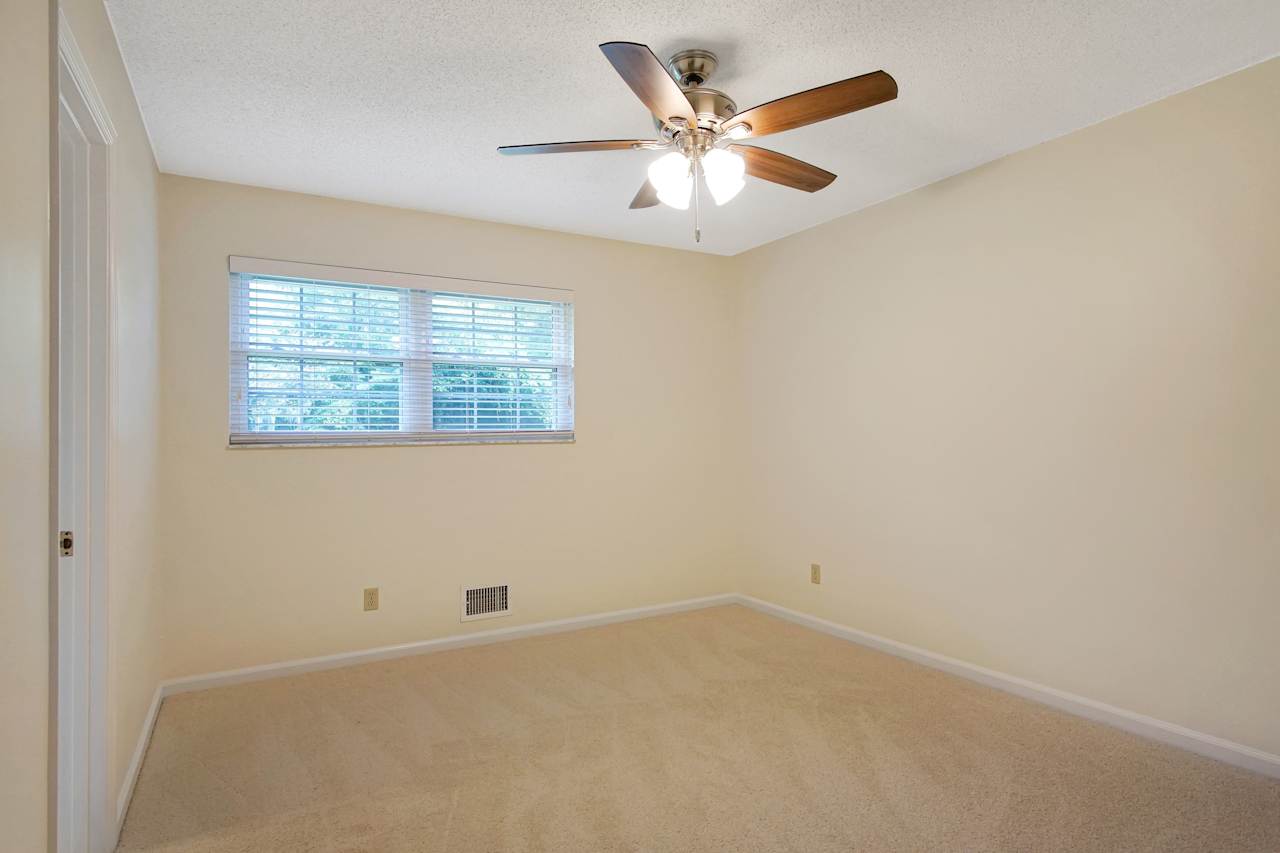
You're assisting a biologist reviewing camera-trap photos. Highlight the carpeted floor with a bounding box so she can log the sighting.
[117,605,1280,852]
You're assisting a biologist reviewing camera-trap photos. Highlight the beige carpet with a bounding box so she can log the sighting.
[118,605,1280,852]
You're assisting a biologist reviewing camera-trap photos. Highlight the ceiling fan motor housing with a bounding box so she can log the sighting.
[667,48,718,86]
[658,49,737,137]
[684,87,737,124]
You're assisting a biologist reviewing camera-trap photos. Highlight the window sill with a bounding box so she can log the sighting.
[227,430,575,449]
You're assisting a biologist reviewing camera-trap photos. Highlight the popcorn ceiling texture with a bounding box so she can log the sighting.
[116,607,1280,852]
[104,0,1280,255]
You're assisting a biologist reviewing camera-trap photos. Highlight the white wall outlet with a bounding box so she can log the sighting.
[363,587,379,611]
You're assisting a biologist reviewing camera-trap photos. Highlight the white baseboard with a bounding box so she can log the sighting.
[114,589,1279,836]
[115,684,163,838]
[160,593,739,697]
[736,595,1280,779]
[113,593,739,831]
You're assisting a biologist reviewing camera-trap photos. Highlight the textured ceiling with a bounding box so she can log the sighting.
[105,0,1280,255]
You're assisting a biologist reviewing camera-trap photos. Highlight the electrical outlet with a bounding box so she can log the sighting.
[363,587,379,611]
[810,563,822,584]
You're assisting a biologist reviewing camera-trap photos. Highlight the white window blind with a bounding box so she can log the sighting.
[228,257,574,446]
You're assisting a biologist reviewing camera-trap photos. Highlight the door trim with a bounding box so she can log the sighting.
[54,12,116,853]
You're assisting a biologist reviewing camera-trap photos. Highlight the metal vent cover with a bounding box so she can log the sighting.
[461,584,510,622]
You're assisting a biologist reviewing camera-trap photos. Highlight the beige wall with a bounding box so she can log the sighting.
[157,175,741,678]
[732,58,1280,756]
[156,59,1280,762]
[62,0,165,818]
[1,1,52,848]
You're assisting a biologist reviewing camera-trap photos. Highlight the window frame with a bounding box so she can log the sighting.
[227,256,575,448]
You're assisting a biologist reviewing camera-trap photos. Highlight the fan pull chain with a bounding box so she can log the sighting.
[692,158,702,243]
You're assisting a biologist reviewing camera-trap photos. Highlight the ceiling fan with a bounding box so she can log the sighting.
[498,42,897,241]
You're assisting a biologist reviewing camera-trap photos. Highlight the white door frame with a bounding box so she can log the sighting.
[54,12,116,853]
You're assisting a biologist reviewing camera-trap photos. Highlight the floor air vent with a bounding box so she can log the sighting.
[461,584,510,622]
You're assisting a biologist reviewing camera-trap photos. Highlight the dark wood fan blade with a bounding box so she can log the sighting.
[724,71,897,138]
[498,139,655,155]
[730,144,836,192]
[629,179,659,209]
[599,42,697,130]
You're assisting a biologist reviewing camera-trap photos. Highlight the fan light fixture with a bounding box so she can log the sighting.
[701,148,745,205]
[646,148,745,211]
[647,151,693,210]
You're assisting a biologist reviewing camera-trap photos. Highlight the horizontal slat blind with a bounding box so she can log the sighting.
[229,265,573,445]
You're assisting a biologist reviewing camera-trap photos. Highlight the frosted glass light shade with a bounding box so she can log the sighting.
[647,152,692,210]
[702,148,746,205]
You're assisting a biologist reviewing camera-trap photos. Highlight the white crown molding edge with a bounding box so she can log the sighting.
[115,591,1280,838]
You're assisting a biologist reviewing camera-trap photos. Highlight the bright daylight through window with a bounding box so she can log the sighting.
[228,258,574,446]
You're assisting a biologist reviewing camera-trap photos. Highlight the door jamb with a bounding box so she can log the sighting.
[53,11,117,852]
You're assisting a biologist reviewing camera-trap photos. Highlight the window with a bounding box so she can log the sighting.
[228,257,574,446]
